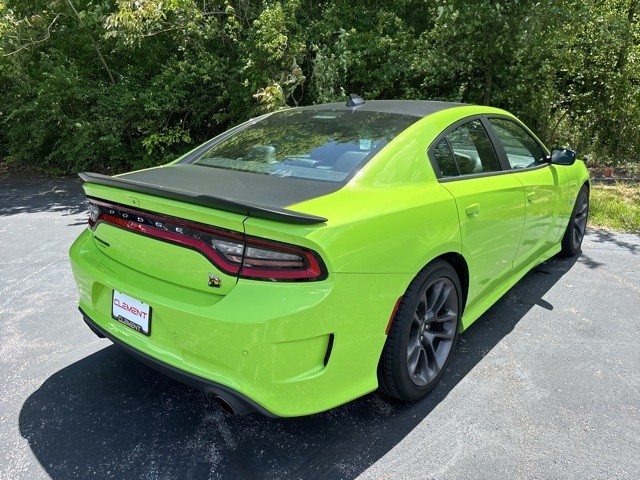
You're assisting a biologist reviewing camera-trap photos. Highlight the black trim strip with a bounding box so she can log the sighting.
[80,307,277,417]
[79,172,328,225]
[438,163,550,183]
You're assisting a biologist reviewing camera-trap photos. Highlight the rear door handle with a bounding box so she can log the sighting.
[527,192,536,203]
[465,203,480,218]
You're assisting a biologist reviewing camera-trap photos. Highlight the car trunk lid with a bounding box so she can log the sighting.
[80,166,332,297]
[82,181,250,298]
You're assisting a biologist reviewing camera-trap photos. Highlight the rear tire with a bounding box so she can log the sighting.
[378,260,461,402]
[560,185,589,257]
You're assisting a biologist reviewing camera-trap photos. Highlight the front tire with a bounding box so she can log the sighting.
[560,185,589,257]
[378,260,461,402]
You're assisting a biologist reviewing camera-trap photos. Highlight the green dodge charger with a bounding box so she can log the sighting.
[69,97,590,417]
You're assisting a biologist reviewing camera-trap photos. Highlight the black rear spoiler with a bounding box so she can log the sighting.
[79,172,328,225]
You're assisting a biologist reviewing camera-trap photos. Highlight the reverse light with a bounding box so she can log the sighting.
[245,247,303,268]
[88,202,100,227]
[240,237,324,280]
[212,238,244,263]
[87,198,327,281]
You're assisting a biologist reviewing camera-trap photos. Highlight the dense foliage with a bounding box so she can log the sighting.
[0,0,638,173]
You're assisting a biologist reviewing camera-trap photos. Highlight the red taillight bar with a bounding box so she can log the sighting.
[98,213,242,275]
[88,198,327,282]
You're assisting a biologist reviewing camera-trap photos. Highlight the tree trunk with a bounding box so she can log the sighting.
[615,0,639,72]
[65,0,116,85]
[483,66,492,105]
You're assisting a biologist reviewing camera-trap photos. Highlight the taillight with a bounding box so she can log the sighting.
[239,237,325,280]
[87,198,327,281]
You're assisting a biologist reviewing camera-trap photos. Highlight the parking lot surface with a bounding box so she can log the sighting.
[1,175,639,479]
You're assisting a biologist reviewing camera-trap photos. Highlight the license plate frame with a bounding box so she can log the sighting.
[111,290,151,336]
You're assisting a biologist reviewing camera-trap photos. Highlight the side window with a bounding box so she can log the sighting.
[433,139,459,177]
[446,120,501,175]
[488,118,545,169]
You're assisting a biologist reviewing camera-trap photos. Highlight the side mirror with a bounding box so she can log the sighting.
[550,148,577,166]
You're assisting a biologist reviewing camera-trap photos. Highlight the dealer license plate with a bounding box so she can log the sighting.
[112,290,151,336]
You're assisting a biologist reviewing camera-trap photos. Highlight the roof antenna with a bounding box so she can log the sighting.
[346,94,365,107]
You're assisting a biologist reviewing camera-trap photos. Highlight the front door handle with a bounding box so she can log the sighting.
[465,203,480,218]
[527,192,536,203]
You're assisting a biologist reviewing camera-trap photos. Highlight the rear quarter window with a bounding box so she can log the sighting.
[432,119,502,178]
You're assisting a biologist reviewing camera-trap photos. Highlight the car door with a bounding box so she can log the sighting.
[430,118,526,313]
[484,117,567,267]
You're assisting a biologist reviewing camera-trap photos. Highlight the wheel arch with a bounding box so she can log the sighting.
[377,251,467,400]
[401,251,470,316]
[435,252,469,316]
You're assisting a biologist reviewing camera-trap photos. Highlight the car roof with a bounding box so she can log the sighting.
[299,100,468,118]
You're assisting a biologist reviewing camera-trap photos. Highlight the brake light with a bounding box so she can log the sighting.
[87,198,327,281]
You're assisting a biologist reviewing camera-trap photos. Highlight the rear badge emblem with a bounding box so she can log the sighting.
[208,274,221,288]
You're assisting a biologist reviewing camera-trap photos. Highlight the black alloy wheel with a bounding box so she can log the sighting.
[561,185,589,257]
[378,260,461,402]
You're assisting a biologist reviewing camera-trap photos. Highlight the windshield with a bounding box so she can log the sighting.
[190,109,418,182]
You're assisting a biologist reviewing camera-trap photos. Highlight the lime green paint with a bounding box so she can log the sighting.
[71,229,408,416]
[440,173,526,317]
[69,104,590,416]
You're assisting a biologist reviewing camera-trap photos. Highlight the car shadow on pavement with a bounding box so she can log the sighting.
[0,175,86,218]
[19,256,578,480]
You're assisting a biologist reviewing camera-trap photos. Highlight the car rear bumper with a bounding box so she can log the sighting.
[80,307,274,416]
[70,229,410,417]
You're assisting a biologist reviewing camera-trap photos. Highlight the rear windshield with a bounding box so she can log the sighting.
[189,109,418,182]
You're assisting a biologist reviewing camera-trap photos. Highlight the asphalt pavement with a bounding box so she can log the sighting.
[1,175,639,480]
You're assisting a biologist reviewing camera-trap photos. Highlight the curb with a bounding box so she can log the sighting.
[590,177,640,184]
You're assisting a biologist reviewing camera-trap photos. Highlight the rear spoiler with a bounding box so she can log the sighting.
[79,172,328,225]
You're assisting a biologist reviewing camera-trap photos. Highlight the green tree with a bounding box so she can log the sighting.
[1,0,639,173]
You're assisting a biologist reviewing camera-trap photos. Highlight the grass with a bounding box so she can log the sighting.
[589,183,640,233]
